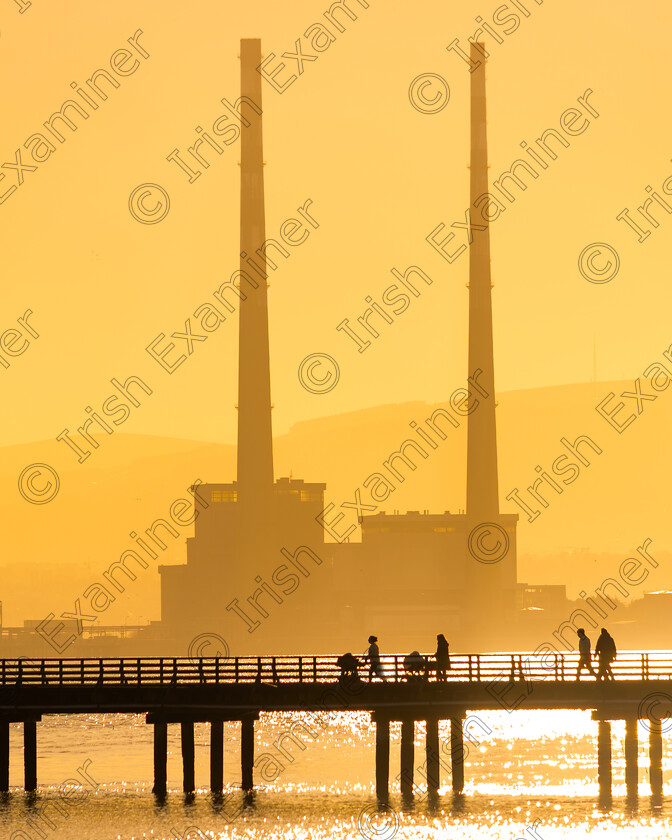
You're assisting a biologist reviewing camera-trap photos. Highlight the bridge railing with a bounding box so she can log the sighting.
[0,652,670,686]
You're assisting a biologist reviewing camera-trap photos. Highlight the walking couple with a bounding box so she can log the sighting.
[576,627,616,681]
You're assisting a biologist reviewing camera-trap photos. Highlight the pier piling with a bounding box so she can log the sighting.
[375,715,390,801]
[649,719,663,798]
[450,717,464,794]
[0,719,9,792]
[241,717,255,791]
[400,719,414,797]
[426,716,440,792]
[24,720,37,792]
[624,717,638,801]
[210,720,224,793]
[181,721,195,794]
[597,720,612,801]
[152,721,168,796]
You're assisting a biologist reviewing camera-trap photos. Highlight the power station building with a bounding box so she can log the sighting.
[159,40,521,654]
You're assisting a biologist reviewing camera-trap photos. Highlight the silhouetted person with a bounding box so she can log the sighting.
[364,635,386,681]
[336,652,359,677]
[595,628,616,681]
[576,628,596,680]
[435,633,451,681]
[403,651,426,681]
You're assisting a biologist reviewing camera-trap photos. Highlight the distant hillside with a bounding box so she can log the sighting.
[1,380,670,625]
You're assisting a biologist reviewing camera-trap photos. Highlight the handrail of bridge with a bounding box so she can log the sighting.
[0,652,670,686]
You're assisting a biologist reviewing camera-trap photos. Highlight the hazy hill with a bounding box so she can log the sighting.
[1,380,670,626]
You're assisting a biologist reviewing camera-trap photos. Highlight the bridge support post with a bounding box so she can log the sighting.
[241,717,254,791]
[24,720,37,792]
[624,717,638,801]
[0,719,9,792]
[400,719,414,798]
[450,717,464,794]
[210,720,224,793]
[374,715,390,801]
[649,719,663,798]
[181,721,195,794]
[597,720,612,800]
[426,717,440,792]
[152,721,168,796]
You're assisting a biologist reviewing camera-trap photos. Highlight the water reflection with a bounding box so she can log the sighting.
[0,709,671,838]
[597,790,613,811]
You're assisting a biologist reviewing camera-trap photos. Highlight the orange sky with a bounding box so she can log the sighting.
[2,0,672,624]
[0,0,668,449]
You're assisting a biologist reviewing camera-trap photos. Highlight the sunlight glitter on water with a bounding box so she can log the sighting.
[2,709,672,839]
[134,810,672,840]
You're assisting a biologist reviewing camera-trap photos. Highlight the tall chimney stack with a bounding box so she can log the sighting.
[237,38,274,508]
[466,42,499,521]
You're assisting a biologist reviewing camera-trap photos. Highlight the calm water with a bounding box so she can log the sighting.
[2,709,672,839]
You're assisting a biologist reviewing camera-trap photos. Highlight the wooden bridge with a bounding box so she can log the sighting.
[2,651,671,802]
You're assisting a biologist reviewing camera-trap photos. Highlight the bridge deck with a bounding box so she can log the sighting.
[1,652,670,718]
[1,653,670,797]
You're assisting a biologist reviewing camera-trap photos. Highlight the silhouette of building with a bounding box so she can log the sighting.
[158,39,521,653]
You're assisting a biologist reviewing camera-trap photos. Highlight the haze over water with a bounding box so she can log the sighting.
[2,706,671,840]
